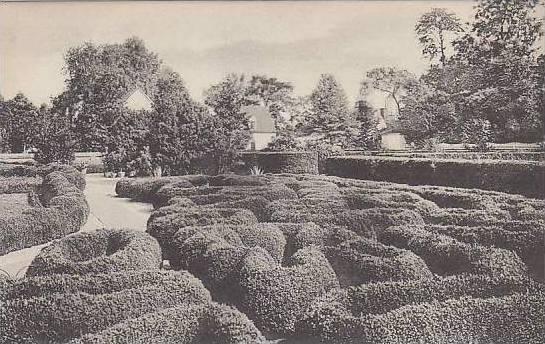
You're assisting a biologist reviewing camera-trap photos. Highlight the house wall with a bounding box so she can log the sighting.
[248,132,276,150]
[125,90,153,111]
[381,132,406,150]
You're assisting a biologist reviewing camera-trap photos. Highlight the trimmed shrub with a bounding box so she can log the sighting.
[69,302,265,344]
[341,187,439,217]
[208,174,272,187]
[428,208,511,226]
[379,225,529,279]
[0,172,89,255]
[300,291,545,343]
[26,228,161,276]
[301,274,543,331]
[239,247,339,335]
[425,223,545,280]
[240,151,319,174]
[115,176,194,202]
[320,208,425,239]
[5,270,202,300]
[2,272,211,343]
[325,156,545,199]
[176,232,251,302]
[319,238,433,286]
[208,196,271,221]
[0,176,41,194]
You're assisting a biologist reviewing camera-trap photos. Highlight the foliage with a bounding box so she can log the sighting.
[0,93,40,153]
[53,37,161,151]
[264,131,303,152]
[245,75,295,130]
[33,105,76,165]
[204,74,252,173]
[149,69,214,175]
[305,74,355,146]
[352,99,379,150]
[415,8,464,66]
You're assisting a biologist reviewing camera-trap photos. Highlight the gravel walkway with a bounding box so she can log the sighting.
[0,174,153,278]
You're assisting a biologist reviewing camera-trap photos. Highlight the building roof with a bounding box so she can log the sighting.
[241,105,275,133]
[122,87,153,111]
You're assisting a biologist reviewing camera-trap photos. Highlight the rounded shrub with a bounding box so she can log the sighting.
[26,228,161,276]
[239,246,339,335]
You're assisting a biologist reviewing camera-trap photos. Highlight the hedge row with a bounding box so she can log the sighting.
[147,204,258,261]
[70,302,265,344]
[0,171,89,255]
[303,274,543,324]
[5,270,199,300]
[1,271,212,343]
[240,151,319,174]
[0,162,86,191]
[425,223,544,280]
[300,291,545,343]
[325,156,545,199]
[26,228,161,276]
[115,176,196,202]
[0,176,41,194]
[379,225,528,279]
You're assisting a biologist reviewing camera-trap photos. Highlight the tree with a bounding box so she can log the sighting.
[33,105,76,164]
[360,67,418,118]
[352,100,379,150]
[415,8,464,67]
[204,74,252,172]
[245,75,295,129]
[1,93,40,153]
[449,0,544,142]
[54,37,161,151]
[306,74,354,146]
[149,69,213,175]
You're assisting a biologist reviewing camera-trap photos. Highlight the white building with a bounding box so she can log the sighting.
[122,88,153,111]
[241,105,276,150]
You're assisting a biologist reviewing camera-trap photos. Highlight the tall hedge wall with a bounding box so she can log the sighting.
[325,156,545,199]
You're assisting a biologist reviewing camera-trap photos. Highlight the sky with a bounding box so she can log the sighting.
[0,1,478,106]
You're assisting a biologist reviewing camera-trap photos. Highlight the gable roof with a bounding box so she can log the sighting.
[241,105,275,133]
[122,87,153,111]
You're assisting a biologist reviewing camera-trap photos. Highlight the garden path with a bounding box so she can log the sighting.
[0,174,153,278]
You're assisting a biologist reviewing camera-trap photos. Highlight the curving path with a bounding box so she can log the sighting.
[0,174,153,278]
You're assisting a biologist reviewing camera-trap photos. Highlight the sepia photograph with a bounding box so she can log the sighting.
[0,0,544,343]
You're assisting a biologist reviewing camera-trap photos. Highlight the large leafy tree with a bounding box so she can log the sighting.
[204,74,252,172]
[53,37,161,151]
[415,8,464,67]
[33,105,76,164]
[360,67,418,118]
[0,93,40,153]
[450,0,544,142]
[245,75,295,130]
[149,69,214,175]
[306,74,354,146]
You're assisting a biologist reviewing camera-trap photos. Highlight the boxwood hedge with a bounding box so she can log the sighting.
[26,228,161,276]
[379,225,528,279]
[1,271,211,343]
[69,302,265,344]
[300,291,545,343]
[239,247,339,335]
[0,171,89,255]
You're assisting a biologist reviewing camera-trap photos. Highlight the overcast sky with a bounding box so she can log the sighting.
[0,1,477,106]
